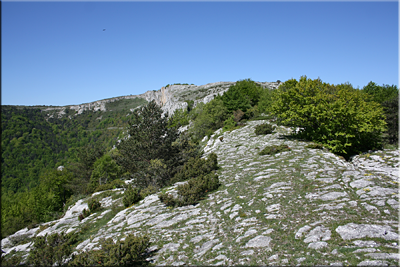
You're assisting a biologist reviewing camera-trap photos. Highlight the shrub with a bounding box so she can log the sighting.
[69,234,151,266]
[190,98,229,141]
[270,76,387,157]
[140,185,158,199]
[94,179,125,193]
[158,192,178,207]
[176,173,220,206]
[220,79,263,112]
[223,116,237,132]
[381,97,398,144]
[305,143,324,149]
[171,153,218,184]
[123,186,142,208]
[27,232,79,266]
[88,199,101,213]
[254,123,275,135]
[259,144,290,155]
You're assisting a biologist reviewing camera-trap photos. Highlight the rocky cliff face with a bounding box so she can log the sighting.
[41,81,280,119]
[2,120,399,266]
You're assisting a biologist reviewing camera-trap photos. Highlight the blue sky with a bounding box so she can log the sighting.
[2,1,398,106]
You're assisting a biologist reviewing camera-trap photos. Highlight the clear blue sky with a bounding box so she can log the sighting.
[2,1,398,106]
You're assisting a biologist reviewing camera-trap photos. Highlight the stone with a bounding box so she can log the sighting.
[308,241,328,249]
[336,223,399,240]
[245,236,272,249]
[303,226,331,243]
[357,260,389,266]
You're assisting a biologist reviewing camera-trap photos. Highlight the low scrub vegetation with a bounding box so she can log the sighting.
[69,234,151,266]
[259,144,291,155]
[254,123,275,135]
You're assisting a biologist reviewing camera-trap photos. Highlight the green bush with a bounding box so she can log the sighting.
[259,144,291,155]
[220,79,263,112]
[270,76,387,157]
[88,153,123,193]
[305,143,324,149]
[123,186,142,208]
[171,153,218,184]
[176,173,220,206]
[223,116,237,132]
[139,185,158,199]
[88,199,101,213]
[254,123,275,135]
[158,192,178,207]
[69,234,151,266]
[94,179,125,193]
[27,232,79,266]
[381,97,398,144]
[190,98,229,141]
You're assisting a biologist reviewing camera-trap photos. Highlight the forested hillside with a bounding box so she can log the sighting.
[1,98,147,236]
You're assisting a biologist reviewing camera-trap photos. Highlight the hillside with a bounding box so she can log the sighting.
[2,120,399,266]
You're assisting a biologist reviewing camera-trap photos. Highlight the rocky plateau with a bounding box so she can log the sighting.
[2,119,399,266]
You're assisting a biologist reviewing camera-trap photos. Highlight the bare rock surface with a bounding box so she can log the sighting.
[2,120,399,266]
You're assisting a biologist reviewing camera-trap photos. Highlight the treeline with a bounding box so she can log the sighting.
[1,98,147,237]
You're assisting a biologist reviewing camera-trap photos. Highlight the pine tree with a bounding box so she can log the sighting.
[116,100,180,187]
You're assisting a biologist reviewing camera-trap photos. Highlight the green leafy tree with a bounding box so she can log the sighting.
[362,82,398,104]
[270,76,387,157]
[88,152,123,193]
[190,98,229,141]
[362,82,398,144]
[116,100,180,187]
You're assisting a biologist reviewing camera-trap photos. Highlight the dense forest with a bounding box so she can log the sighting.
[1,78,398,241]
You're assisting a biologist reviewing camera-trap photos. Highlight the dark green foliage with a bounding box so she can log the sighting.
[362,82,398,104]
[69,234,151,266]
[139,185,158,199]
[1,252,23,266]
[220,79,263,113]
[171,153,218,184]
[87,152,123,193]
[220,84,251,113]
[223,116,237,131]
[27,231,79,266]
[176,173,220,206]
[116,100,180,187]
[381,97,398,144]
[305,143,324,149]
[160,153,219,207]
[88,199,101,213]
[259,144,291,155]
[158,192,178,207]
[258,87,274,114]
[168,108,190,128]
[362,82,398,145]
[254,123,275,135]
[190,98,229,141]
[123,186,142,208]
[93,179,125,193]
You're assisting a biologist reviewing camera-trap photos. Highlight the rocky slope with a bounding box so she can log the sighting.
[40,81,280,118]
[2,120,399,266]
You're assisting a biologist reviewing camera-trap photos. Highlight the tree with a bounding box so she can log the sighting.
[190,98,229,141]
[87,152,123,193]
[270,76,387,157]
[362,82,398,104]
[116,100,180,187]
